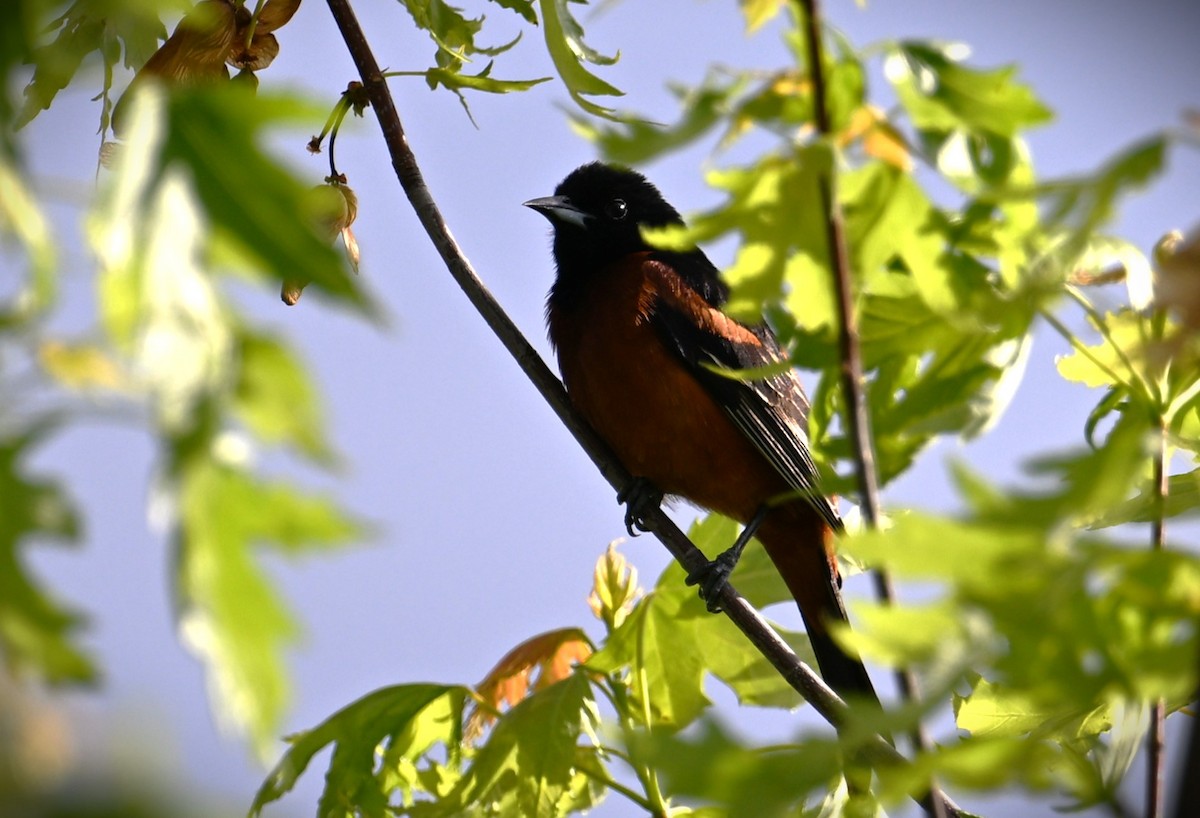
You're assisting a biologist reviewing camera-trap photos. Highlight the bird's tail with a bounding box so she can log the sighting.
[756,510,880,706]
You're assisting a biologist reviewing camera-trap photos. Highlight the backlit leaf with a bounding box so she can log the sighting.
[537,0,622,117]
[251,684,467,815]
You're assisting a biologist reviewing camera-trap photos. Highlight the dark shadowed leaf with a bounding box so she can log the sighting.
[0,426,94,684]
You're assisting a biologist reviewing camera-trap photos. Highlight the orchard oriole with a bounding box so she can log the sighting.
[526,162,878,703]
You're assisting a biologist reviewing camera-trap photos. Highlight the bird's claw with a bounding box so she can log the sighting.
[617,478,662,537]
[685,551,739,613]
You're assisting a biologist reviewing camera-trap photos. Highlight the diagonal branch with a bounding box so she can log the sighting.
[323,1,960,815]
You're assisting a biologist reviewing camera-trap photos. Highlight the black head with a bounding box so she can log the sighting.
[526,162,726,307]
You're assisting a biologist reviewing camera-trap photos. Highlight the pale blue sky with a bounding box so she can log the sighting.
[10,0,1199,815]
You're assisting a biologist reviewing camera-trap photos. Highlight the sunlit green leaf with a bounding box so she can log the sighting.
[446,673,597,817]
[251,684,467,815]
[0,427,94,684]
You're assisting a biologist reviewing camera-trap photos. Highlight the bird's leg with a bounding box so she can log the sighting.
[685,504,770,613]
[617,477,663,537]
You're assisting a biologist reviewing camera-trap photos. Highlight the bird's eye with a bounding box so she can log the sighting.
[605,198,628,220]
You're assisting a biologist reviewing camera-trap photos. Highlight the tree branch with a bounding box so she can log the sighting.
[323,1,961,815]
[794,0,944,813]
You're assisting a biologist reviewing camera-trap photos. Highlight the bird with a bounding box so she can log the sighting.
[525,161,879,703]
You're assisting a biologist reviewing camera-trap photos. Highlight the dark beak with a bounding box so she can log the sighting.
[523,195,592,228]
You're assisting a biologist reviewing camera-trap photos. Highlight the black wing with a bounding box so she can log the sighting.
[646,259,842,533]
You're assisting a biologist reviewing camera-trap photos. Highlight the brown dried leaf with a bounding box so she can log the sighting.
[465,628,592,741]
[227,31,279,72]
[112,0,237,136]
[282,184,359,306]
[1154,228,1200,330]
[256,0,303,34]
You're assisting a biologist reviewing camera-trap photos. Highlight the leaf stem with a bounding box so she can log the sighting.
[1146,415,1168,818]
[322,2,961,815]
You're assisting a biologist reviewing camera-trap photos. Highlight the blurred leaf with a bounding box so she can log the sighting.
[955,677,1112,740]
[876,734,1059,802]
[1095,468,1200,528]
[16,3,105,128]
[537,0,622,117]
[887,41,1052,138]
[91,149,233,429]
[176,457,366,757]
[252,684,467,815]
[740,0,786,32]
[0,153,57,321]
[0,427,94,683]
[633,719,842,817]
[38,340,128,391]
[570,73,747,164]
[232,328,333,463]
[1036,137,1167,236]
[446,673,597,817]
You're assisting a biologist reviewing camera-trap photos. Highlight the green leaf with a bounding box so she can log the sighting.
[251,683,467,815]
[488,0,537,25]
[232,328,334,464]
[887,41,1052,138]
[0,427,95,683]
[176,458,366,757]
[400,0,484,68]
[447,674,597,817]
[586,586,710,729]
[633,719,842,816]
[537,0,622,117]
[1036,137,1167,235]
[15,0,168,129]
[425,63,550,95]
[569,73,747,165]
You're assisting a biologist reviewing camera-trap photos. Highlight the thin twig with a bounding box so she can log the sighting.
[792,0,942,807]
[1147,418,1168,818]
[322,2,962,815]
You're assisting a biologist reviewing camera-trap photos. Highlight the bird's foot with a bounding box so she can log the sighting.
[617,477,663,537]
[684,504,769,613]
